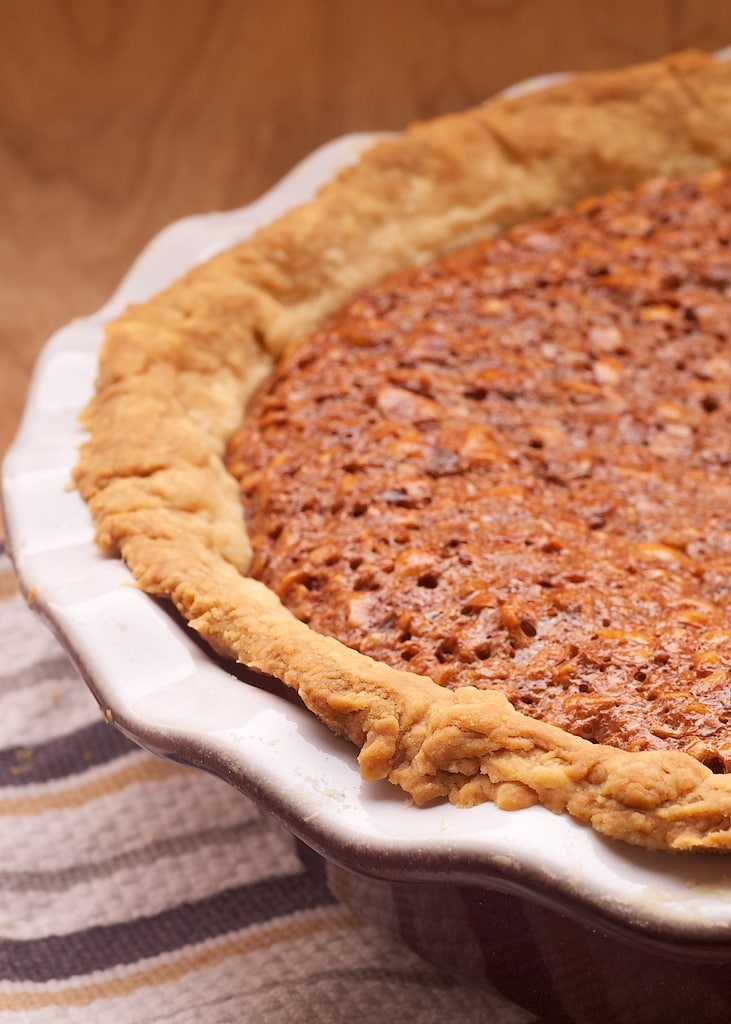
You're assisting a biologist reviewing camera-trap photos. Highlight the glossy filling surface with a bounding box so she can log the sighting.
[228,170,731,771]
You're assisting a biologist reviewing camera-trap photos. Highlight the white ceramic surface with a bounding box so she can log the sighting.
[4,91,731,952]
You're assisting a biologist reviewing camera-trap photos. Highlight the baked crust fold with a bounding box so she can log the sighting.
[74,50,731,851]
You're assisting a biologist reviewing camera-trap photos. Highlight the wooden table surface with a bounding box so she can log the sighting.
[3,0,731,484]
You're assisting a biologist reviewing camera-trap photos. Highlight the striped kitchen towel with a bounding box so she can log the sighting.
[0,545,535,1024]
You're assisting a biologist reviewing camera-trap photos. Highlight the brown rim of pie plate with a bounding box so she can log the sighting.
[27,597,731,963]
[6,53,731,988]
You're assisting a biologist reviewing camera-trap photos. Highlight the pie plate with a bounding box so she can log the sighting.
[5,74,731,1024]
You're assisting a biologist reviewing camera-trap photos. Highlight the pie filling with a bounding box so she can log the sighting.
[227,169,731,773]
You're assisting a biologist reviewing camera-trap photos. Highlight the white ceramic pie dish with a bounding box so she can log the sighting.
[5,72,731,1023]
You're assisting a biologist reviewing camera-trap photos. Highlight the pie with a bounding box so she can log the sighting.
[73,49,731,852]
[228,167,731,769]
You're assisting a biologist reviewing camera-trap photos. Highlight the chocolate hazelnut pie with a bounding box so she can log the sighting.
[74,50,731,851]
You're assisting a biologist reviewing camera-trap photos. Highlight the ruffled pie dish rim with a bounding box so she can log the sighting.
[4,52,731,958]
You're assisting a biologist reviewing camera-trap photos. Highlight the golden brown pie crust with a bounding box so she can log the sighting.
[74,50,731,851]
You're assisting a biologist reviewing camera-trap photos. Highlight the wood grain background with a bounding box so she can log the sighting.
[3,0,731,468]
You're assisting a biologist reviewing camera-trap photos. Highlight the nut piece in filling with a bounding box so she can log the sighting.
[228,169,731,774]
